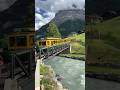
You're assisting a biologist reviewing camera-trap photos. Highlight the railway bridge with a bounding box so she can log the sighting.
[0,32,71,90]
[36,43,71,60]
[0,43,71,90]
[35,43,71,90]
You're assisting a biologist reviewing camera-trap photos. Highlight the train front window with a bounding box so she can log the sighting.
[16,36,27,46]
[9,37,15,47]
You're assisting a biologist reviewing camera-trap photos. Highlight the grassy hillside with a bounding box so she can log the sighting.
[86,16,120,78]
[58,19,85,37]
[70,33,85,54]
[94,16,120,49]
[37,19,85,38]
[87,16,120,63]
[60,33,85,60]
[93,16,120,38]
[87,39,120,64]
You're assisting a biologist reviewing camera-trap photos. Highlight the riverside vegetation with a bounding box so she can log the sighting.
[40,63,68,90]
[59,33,85,61]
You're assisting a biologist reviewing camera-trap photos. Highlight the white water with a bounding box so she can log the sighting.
[44,56,85,90]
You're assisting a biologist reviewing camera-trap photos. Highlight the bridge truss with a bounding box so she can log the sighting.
[36,43,70,60]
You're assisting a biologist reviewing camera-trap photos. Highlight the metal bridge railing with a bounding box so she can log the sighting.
[36,43,70,59]
[10,49,35,79]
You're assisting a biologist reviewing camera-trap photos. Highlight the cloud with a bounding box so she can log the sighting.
[35,0,85,30]
[35,9,55,30]
[36,0,85,12]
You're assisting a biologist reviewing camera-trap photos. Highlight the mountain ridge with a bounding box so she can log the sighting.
[36,9,85,39]
[53,9,85,25]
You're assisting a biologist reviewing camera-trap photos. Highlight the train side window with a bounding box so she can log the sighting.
[47,41,50,45]
[16,36,27,46]
[9,37,15,47]
[42,41,46,46]
[51,41,54,45]
[54,41,56,44]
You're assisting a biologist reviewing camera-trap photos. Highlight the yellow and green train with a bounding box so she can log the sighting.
[36,37,71,48]
[7,32,70,50]
[8,32,34,50]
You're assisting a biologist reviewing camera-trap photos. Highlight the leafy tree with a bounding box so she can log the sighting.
[46,22,61,38]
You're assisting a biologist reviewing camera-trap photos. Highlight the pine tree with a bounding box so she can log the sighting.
[46,22,61,38]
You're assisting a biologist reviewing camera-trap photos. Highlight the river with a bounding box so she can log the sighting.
[44,56,85,90]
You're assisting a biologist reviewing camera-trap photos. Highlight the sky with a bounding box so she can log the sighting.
[35,0,85,30]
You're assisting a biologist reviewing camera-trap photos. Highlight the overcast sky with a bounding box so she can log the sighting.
[35,0,85,30]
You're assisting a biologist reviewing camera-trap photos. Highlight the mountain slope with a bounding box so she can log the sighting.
[36,9,85,38]
[53,9,85,25]
[58,19,85,37]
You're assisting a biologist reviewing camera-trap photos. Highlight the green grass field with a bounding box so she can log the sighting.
[93,16,120,38]
[87,39,120,64]
[70,33,85,54]
[86,16,120,76]
[87,16,120,63]
[86,66,120,75]
[60,33,85,60]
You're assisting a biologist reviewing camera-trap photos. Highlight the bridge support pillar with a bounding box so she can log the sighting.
[35,59,41,90]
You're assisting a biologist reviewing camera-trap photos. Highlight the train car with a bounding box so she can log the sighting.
[37,38,61,48]
[64,38,71,43]
[36,37,71,48]
[8,32,35,50]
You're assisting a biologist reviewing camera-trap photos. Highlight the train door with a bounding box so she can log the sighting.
[29,35,34,48]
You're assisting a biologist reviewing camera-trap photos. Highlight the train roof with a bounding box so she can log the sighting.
[8,32,35,36]
[45,37,61,40]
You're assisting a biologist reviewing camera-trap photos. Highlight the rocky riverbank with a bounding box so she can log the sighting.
[40,62,68,90]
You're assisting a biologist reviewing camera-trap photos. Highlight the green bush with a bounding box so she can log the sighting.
[40,65,49,75]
